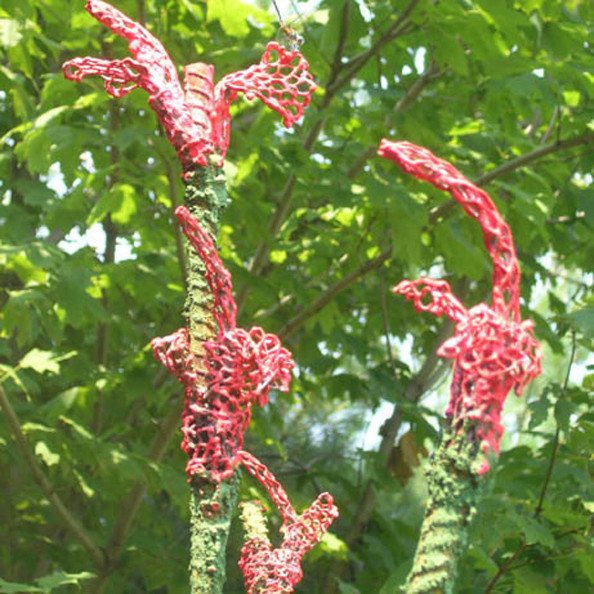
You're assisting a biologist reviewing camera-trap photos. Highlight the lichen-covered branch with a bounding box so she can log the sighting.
[378,139,542,593]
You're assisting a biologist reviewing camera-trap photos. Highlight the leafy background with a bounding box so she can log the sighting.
[1,0,592,592]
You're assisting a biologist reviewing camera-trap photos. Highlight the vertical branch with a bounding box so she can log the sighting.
[404,400,483,593]
[182,165,239,594]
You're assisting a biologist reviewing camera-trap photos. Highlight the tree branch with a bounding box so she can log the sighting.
[347,63,443,180]
[429,132,594,224]
[0,385,105,570]
[277,245,392,339]
[485,331,577,594]
[236,1,423,316]
[163,156,188,286]
[327,0,420,97]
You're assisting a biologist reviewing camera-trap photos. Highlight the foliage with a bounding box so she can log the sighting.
[1,0,592,592]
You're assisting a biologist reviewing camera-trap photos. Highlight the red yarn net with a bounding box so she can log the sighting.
[152,206,294,481]
[152,207,338,587]
[239,451,339,594]
[378,140,542,473]
[63,0,316,174]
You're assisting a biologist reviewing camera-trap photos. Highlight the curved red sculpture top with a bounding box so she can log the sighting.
[378,139,542,473]
[63,0,317,175]
[239,451,339,594]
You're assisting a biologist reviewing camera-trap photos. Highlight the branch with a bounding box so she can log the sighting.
[535,331,576,517]
[429,132,594,224]
[327,0,421,97]
[0,385,105,570]
[322,322,452,593]
[164,155,188,285]
[347,64,443,179]
[277,245,392,339]
[236,1,423,316]
[485,333,577,594]
[327,0,352,90]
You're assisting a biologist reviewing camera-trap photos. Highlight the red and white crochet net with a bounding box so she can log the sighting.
[378,140,542,474]
[151,207,338,590]
[239,451,339,594]
[152,206,294,481]
[63,0,316,174]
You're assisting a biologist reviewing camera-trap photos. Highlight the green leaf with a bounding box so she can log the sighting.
[207,0,255,37]
[35,571,95,590]
[87,183,138,226]
[34,441,60,466]
[0,19,23,49]
[0,578,42,593]
[520,517,555,548]
[563,307,594,339]
[19,348,60,375]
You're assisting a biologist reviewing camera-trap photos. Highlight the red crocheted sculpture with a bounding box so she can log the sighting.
[63,0,316,174]
[239,451,339,593]
[378,140,542,474]
[152,206,294,481]
[152,207,338,591]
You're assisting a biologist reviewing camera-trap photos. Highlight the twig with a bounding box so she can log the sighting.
[347,63,443,180]
[0,385,105,570]
[163,156,188,286]
[236,0,423,315]
[92,396,184,593]
[429,132,594,224]
[535,330,576,518]
[277,245,392,339]
[327,0,420,97]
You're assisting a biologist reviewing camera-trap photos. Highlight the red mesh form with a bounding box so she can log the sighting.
[239,450,339,594]
[63,0,316,175]
[378,139,542,474]
[152,207,294,481]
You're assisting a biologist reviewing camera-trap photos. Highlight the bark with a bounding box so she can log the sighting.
[182,164,239,593]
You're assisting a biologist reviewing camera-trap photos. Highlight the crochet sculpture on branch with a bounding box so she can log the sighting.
[152,207,338,591]
[378,139,542,474]
[63,0,316,175]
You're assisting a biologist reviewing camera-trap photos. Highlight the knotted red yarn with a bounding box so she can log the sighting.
[151,208,338,590]
[152,206,294,481]
[63,0,316,174]
[378,140,542,473]
[239,451,339,593]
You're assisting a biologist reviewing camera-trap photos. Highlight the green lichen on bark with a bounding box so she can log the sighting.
[189,474,240,593]
[183,165,230,360]
[404,415,484,594]
[182,164,239,593]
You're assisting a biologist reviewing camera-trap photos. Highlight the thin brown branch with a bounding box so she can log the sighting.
[347,64,443,179]
[429,132,594,224]
[236,1,422,317]
[327,0,352,90]
[535,330,576,518]
[0,385,105,570]
[485,543,527,594]
[277,245,392,339]
[328,0,421,97]
[164,157,188,285]
[322,322,452,593]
